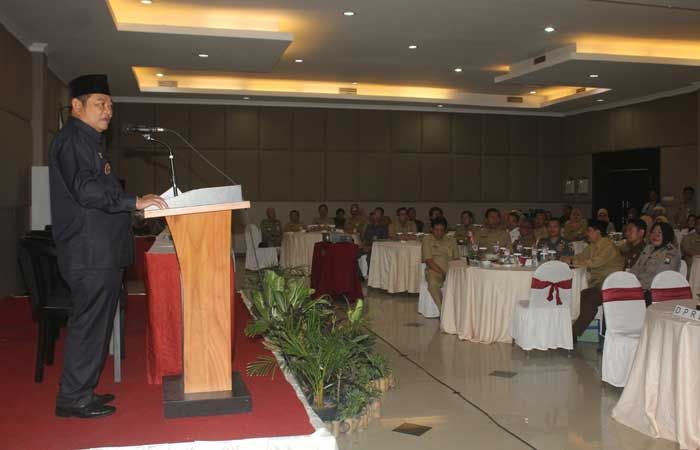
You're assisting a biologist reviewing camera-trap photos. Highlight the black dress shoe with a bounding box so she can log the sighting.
[56,400,116,419]
[94,393,115,405]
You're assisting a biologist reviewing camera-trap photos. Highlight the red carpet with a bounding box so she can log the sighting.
[0,295,314,450]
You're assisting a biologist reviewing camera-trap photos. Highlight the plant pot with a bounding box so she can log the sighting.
[313,404,338,422]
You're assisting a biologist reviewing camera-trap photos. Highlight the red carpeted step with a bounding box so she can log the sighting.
[0,295,314,450]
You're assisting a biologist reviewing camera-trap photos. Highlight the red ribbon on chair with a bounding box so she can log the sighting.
[602,287,645,302]
[530,277,572,305]
[651,287,692,302]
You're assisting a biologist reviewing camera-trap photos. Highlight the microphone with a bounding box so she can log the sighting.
[123,125,165,134]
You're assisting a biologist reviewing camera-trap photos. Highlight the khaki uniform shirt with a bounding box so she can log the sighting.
[344,215,367,235]
[260,218,282,247]
[475,226,512,249]
[630,243,681,290]
[681,232,700,267]
[389,220,417,237]
[572,237,624,288]
[381,216,392,226]
[534,226,548,241]
[313,216,334,226]
[453,224,475,242]
[514,233,538,249]
[421,234,459,273]
[563,220,588,242]
[283,222,306,233]
[673,202,696,228]
[619,240,646,270]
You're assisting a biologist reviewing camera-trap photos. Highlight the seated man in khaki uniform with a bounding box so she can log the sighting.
[389,207,417,238]
[283,210,306,232]
[260,207,282,247]
[533,210,548,240]
[513,217,537,248]
[422,218,459,308]
[344,203,367,235]
[453,210,476,243]
[475,208,511,249]
[313,203,334,226]
[681,217,700,268]
[618,219,647,269]
[562,220,624,339]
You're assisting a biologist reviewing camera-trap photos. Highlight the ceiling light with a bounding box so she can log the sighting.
[294,59,304,63]
[343,11,355,16]
[596,98,605,102]
[351,81,358,85]
[140,0,153,4]
[156,72,164,77]
[437,104,444,108]
[408,44,418,49]
[243,96,250,100]
[197,53,209,58]
[544,26,555,33]
[529,90,537,94]
[589,74,599,78]
[454,67,463,73]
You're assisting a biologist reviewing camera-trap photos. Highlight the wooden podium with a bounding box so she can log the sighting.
[145,186,251,418]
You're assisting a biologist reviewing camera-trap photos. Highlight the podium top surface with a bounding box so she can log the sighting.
[144,186,250,219]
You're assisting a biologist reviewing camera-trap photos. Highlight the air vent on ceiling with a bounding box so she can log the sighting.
[533,55,546,64]
[158,80,178,88]
[507,96,524,103]
[339,87,358,95]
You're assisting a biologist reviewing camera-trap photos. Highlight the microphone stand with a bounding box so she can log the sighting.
[142,134,178,197]
[164,129,238,186]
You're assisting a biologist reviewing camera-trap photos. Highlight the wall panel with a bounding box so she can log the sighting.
[422,113,451,153]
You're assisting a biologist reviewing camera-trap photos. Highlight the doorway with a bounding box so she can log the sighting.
[592,148,660,231]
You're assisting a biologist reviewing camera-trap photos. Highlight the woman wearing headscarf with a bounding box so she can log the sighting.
[630,221,681,305]
[563,207,588,242]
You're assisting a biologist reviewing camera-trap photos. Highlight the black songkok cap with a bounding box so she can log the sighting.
[68,74,111,98]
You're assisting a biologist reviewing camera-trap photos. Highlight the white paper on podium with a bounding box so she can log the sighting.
[145,185,243,211]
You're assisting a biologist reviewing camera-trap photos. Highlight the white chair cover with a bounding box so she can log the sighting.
[511,261,573,351]
[601,271,646,387]
[418,263,441,318]
[650,270,692,302]
[679,260,688,279]
[244,224,279,270]
[358,254,369,279]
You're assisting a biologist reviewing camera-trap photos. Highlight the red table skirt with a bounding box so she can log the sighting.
[310,241,363,302]
[143,251,234,384]
[128,236,156,281]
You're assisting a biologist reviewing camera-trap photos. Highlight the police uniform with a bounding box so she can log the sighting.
[681,232,700,267]
[475,226,512,249]
[389,220,417,237]
[49,75,135,411]
[421,234,459,307]
[260,218,282,247]
[283,222,306,232]
[630,243,681,290]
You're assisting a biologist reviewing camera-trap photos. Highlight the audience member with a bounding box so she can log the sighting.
[630,222,681,305]
[408,207,424,233]
[596,208,615,234]
[641,189,660,216]
[673,185,696,228]
[640,214,653,240]
[454,210,476,243]
[681,214,696,239]
[506,211,521,243]
[375,207,392,226]
[313,203,334,226]
[536,218,572,257]
[533,210,548,240]
[334,208,346,229]
[513,217,537,248]
[345,203,367,235]
[619,219,647,269]
[563,207,587,241]
[428,207,444,221]
[564,220,624,339]
[389,207,417,238]
[681,216,700,268]
[421,217,459,308]
[283,210,306,232]
[361,208,389,266]
[476,208,511,249]
[626,207,640,222]
[260,207,282,247]
[561,204,573,224]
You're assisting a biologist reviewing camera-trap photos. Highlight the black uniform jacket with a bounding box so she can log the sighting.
[49,117,136,271]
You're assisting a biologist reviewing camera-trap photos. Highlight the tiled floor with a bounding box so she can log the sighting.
[335,287,680,450]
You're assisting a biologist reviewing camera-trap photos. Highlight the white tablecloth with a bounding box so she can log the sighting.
[612,300,700,450]
[367,240,422,294]
[280,231,358,272]
[440,261,587,344]
[690,255,700,299]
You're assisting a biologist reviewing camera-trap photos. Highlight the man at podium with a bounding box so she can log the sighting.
[49,74,167,419]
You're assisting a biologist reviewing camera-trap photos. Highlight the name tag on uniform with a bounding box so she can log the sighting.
[673,305,700,321]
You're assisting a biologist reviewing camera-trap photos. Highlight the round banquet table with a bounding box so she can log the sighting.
[612,300,700,450]
[280,231,359,272]
[367,240,422,294]
[690,255,700,298]
[440,261,587,344]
